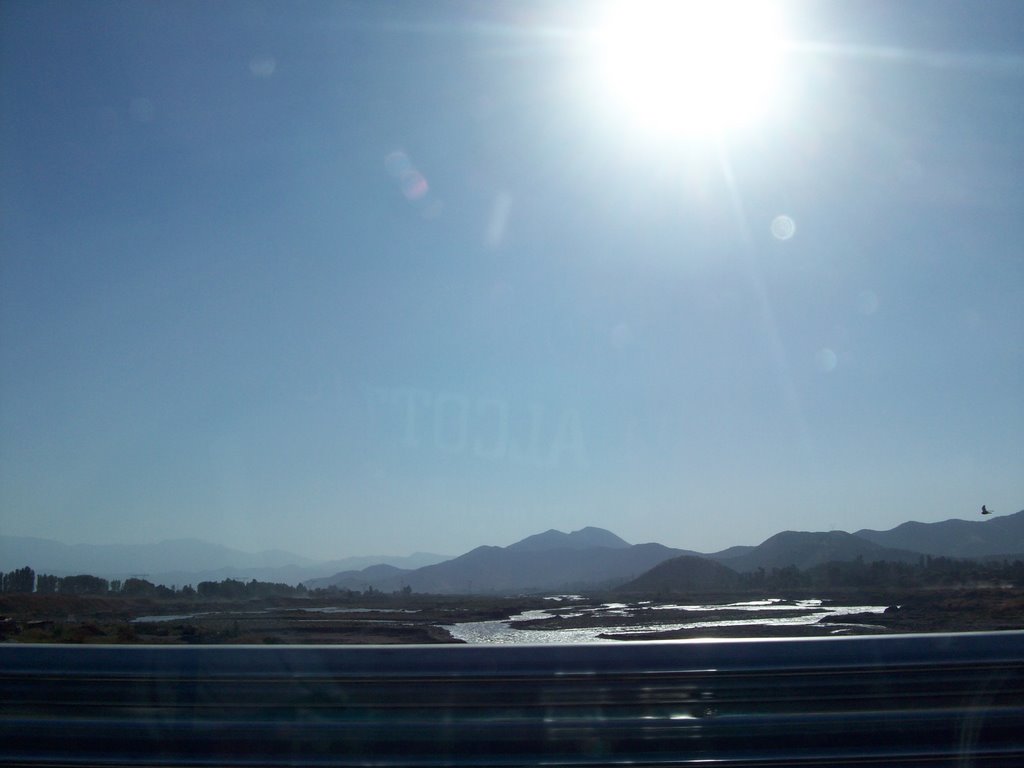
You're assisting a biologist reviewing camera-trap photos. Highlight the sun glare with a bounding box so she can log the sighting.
[595,0,786,137]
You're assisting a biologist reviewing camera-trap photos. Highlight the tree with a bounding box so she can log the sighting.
[59,574,109,595]
[122,578,158,597]
[2,566,35,593]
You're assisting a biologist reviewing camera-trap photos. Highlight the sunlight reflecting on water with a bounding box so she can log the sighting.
[445,598,887,644]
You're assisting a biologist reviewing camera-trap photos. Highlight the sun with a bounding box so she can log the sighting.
[594,0,786,138]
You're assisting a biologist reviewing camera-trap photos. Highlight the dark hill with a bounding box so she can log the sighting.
[304,563,411,591]
[387,541,684,594]
[306,528,687,594]
[706,530,921,573]
[616,555,740,593]
[854,510,1024,558]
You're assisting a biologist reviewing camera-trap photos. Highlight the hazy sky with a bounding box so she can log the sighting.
[2,1,1022,561]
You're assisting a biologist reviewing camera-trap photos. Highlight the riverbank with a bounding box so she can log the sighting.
[2,587,1021,644]
[0,593,548,644]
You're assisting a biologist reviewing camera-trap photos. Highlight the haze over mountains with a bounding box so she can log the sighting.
[0,536,449,587]
[709,531,923,573]
[854,512,1024,559]
[308,511,1024,595]
[4,512,1021,594]
[305,536,687,594]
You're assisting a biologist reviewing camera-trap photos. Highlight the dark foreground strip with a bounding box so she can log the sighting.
[2,632,1023,766]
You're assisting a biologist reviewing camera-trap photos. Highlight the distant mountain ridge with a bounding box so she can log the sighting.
[0,535,450,587]
[854,512,1024,558]
[395,541,685,593]
[311,514,1024,595]
[6,512,1022,593]
[506,526,631,552]
[614,511,1024,594]
[707,530,923,573]
[308,527,694,594]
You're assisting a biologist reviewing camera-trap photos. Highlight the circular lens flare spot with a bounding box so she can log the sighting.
[771,215,796,240]
[816,348,838,373]
[401,172,429,201]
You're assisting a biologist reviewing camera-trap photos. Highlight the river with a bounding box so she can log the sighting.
[444,597,889,643]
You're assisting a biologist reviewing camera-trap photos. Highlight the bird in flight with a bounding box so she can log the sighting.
[981,505,993,515]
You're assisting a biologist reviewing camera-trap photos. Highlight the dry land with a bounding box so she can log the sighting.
[1,587,1021,644]
[0,594,544,644]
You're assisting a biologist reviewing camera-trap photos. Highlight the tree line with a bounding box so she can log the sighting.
[0,566,312,599]
[5,555,1022,599]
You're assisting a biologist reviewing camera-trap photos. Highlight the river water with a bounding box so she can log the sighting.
[444,597,889,644]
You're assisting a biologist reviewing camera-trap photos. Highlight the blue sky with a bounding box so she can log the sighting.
[2,1,1022,560]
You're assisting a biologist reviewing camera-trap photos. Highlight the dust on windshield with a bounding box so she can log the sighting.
[1,1,1022,643]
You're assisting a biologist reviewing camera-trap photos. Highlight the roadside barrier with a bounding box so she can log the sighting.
[2,632,1023,766]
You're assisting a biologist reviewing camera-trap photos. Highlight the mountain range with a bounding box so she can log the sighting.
[308,510,1024,595]
[707,530,923,572]
[854,512,1024,559]
[4,511,1021,594]
[305,539,689,593]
